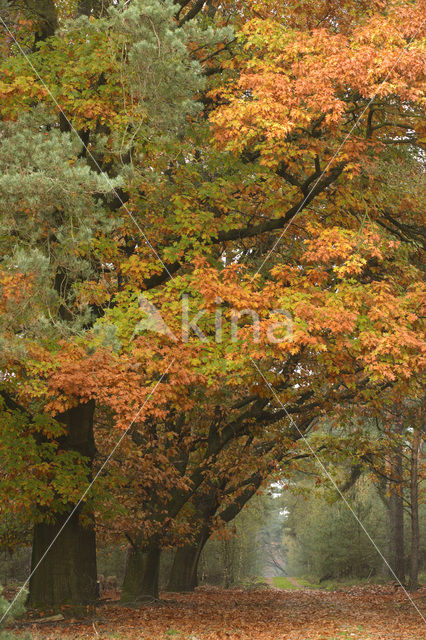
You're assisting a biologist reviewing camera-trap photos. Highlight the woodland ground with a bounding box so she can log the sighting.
[4,585,426,640]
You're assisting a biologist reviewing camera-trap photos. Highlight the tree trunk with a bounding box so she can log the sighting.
[389,418,405,583]
[27,511,97,612]
[389,481,405,583]
[383,490,392,578]
[375,481,392,578]
[121,544,161,604]
[27,401,97,613]
[22,0,58,42]
[166,529,209,592]
[408,429,421,591]
[222,537,235,588]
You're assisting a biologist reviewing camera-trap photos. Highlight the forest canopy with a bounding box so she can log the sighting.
[0,0,424,623]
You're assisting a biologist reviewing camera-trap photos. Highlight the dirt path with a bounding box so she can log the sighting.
[265,575,303,588]
[264,576,277,588]
[285,576,302,588]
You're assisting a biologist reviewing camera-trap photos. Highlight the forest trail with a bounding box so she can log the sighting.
[265,575,303,589]
[285,576,302,588]
[264,576,279,588]
[12,585,426,640]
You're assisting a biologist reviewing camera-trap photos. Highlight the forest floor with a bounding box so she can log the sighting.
[4,585,426,640]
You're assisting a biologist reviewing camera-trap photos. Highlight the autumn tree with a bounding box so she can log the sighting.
[94,402,314,597]
[0,0,424,612]
[0,0,226,611]
[111,0,425,600]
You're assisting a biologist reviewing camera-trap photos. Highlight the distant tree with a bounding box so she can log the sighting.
[283,479,388,581]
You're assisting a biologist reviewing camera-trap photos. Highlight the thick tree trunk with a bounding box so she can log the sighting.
[166,529,209,592]
[27,401,97,613]
[120,545,161,604]
[408,429,420,591]
[27,511,97,612]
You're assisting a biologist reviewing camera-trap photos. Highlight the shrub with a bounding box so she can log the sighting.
[0,584,27,626]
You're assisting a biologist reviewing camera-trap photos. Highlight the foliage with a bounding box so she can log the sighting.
[1,587,424,639]
[283,479,388,580]
[0,0,424,600]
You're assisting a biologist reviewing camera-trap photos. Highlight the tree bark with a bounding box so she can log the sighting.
[408,429,421,591]
[27,401,97,613]
[166,528,209,592]
[27,510,97,612]
[222,537,235,588]
[120,544,161,604]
